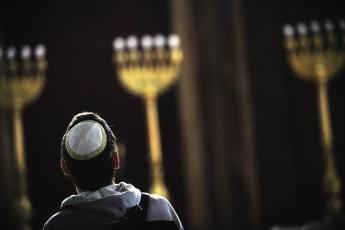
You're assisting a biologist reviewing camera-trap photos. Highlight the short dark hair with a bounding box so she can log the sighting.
[61,112,117,191]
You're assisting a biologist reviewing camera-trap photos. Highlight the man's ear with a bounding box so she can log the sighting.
[113,151,120,170]
[60,159,71,176]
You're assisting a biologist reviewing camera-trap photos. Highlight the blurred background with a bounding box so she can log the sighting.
[0,0,345,229]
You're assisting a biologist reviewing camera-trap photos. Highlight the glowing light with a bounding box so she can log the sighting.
[310,21,320,33]
[325,20,334,31]
[154,34,165,48]
[168,34,180,48]
[297,23,307,35]
[21,45,31,59]
[283,24,294,37]
[35,44,46,58]
[126,35,138,49]
[113,37,125,51]
[141,35,153,49]
[7,47,16,59]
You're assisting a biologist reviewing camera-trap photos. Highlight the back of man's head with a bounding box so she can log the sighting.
[61,112,117,191]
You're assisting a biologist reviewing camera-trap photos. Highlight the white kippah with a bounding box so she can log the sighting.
[65,120,107,160]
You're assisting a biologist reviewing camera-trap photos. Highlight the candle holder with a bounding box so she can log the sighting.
[112,34,183,197]
[0,44,47,230]
[283,20,345,217]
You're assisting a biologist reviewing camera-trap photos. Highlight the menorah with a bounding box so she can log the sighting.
[283,20,345,217]
[112,34,183,197]
[0,45,47,230]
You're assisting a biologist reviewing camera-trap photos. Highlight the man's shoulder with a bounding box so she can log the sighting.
[144,193,172,215]
[42,208,97,230]
[144,193,183,229]
[43,193,183,230]
[145,193,170,206]
[43,210,68,230]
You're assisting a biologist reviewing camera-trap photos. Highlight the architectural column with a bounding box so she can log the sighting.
[170,0,260,229]
[170,0,211,229]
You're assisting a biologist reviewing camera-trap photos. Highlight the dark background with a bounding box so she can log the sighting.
[0,0,345,229]
[0,0,184,229]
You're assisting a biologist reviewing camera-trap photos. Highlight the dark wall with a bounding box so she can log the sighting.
[0,1,185,229]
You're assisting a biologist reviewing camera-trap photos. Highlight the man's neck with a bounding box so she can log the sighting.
[75,181,115,194]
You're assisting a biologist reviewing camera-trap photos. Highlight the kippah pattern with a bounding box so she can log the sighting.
[65,120,107,160]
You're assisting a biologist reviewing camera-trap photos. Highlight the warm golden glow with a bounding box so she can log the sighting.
[283,20,345,216]
[113,34,183,198]
[0,44,47,230]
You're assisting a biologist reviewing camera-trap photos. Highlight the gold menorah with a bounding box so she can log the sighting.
[283,20,345,217]
[112,34,183,197]
[0,45,47,230]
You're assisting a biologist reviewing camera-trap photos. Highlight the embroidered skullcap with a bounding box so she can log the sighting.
[65,120,107,160]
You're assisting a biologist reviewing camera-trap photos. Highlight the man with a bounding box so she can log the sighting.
[43,112,183,230]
